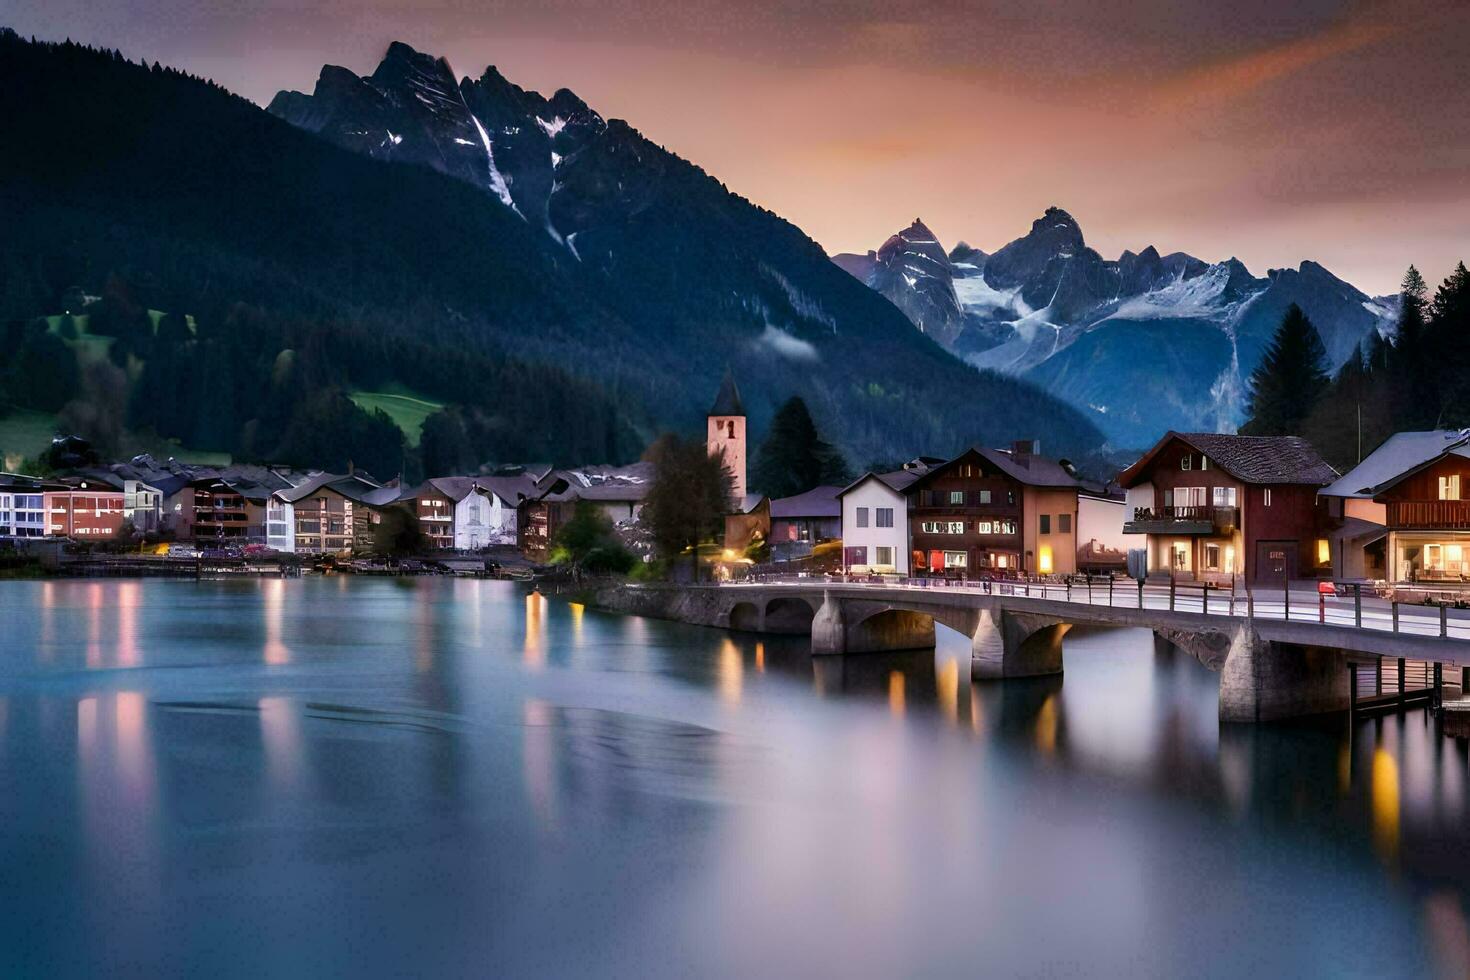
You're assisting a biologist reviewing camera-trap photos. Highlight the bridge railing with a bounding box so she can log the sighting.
[721,572,1470,643]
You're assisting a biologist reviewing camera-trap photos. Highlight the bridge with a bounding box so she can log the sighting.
[600,578,1470,724]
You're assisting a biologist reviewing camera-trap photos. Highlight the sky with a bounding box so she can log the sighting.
[10,0,1469,294]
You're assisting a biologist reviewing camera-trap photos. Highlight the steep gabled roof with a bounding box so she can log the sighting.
[1321,430,1470,498]
[837,469,922,498]
[770,485,842,518]
[1119,431,1337,488]
[905,446,1081,493]
[708,371,745,417]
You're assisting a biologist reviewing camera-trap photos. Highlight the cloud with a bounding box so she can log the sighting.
[1154,18,1400,106]
[755,324,819,362]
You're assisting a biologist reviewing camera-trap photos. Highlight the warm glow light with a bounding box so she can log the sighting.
[1371,747,1400,863]
[1035,694,1057,756]
[524,591,546,668]
[1317,538,1331,565]
[722,549,735,560]
[1038,545,1053,575]
[718,639,743,704]
[937,658,959,725]
[887,670,905,717]
[754,641,765,673]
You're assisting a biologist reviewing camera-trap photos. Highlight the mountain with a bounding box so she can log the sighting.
[835,207,1397,448]
[0,31,1105,474]
[262,41,1105,462]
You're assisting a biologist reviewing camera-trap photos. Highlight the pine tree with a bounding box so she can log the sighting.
[1241,304,1329,436]
[641,434,734,580]
[750,396,851,498]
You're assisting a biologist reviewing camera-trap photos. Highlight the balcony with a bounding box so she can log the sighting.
[1125,506,1238,536]
[1387,501,1470,530]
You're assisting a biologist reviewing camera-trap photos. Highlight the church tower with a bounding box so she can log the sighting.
[707,371,747,501]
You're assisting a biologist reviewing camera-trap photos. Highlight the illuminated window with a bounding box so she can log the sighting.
[1038,545,1053,574]
[943,551,968,569]
[1225,545,1236,572]
[1205,544,1220,571]
[949,491,965,505]
[1212,487,1237,507]
[1181,455,1192,471]
[1316,538,1331,566]
[1440,475,1462,501]
[1263,488,1272,507]
[875,546,894,566]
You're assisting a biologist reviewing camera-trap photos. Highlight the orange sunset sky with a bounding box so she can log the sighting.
[12,0,1469,293]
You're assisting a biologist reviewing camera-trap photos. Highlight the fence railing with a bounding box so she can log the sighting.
[714,572,1470,642]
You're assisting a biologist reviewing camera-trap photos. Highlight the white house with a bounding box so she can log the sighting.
[455,475,538,550]
[837,470,923,575]
[266,496,295,552]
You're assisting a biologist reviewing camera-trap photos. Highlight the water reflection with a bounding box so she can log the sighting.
[0,580,1465,977]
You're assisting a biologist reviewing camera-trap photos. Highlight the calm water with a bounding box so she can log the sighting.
[1,578,1468,978]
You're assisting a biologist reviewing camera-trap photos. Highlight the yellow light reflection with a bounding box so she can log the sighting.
[754,642,765,673]
[1035,694,1058,756]
[569,602,585,647]
[718,638,743,705]
[937,658,959,725]
[1371,747,1400,862]
[887,670,906,717]
[970,688,984,734]
[524,590,546,668]
[263,577,290,666]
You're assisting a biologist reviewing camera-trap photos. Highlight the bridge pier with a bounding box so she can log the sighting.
[971,608,1070,681]
[811,592,846,655]
[1218,626,1349,723]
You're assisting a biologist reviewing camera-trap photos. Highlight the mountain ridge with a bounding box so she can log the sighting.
[834,209,1397,447]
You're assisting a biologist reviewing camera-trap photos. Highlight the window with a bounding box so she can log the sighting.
[1205,544,1220,571]
[1038,545,1053,574]
[943,551,968,569]
[1179,486,1207,507]
[1039,514,1051,534]
[856,507,869,528]
[949,490,965,505]
[1059,513,1071,533]
[1212,486,1237,508]
[1263,488,1272,507]
[921,521,964,535]
[979,490,991,504]
[1201,457,1209,470]
[875,546,894,567]
[976,521,992,534]
[1007,490,1016,505]
[726,420,735,440]
[876,507,894,528]
[1316,538,1331,566]
[1440,475,1462,501]
[1181,455,1192,471]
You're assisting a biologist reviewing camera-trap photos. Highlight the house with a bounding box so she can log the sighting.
[0,472,64,538]
[769,485,843,562]
[905,442,1080,577]
[1119,432,1337,583]
[707,372,747,501]
[76,466,166,534]
[44,477,127,538]
[396,474,539,552]
[838,461,932,574]
[518,463,652,560]
[273,472,385,555]
[1321,430,1470,589]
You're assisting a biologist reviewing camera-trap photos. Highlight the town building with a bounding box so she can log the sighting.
[769,486,843,562]
[837,461,932,575]
[272,473,386,555]
[707,372,747,501]
[905,442,1080,577]
[1322,429,1470,589]
[1119,432,1337,583]
[0,472,63,538]
[724,493,771,556]
[1076,482,1127,573]
[518,463,652,561]
[44,478,127,538]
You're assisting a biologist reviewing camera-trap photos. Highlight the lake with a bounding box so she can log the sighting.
[0,577,1466,977]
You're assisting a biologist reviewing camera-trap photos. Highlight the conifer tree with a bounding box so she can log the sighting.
[641,434,734,580]
[750,396,851,498]
[1241,303,1329,436]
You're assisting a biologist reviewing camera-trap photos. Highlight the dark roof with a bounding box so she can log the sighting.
[0,471,67,492]
[769,485,842,519]
[837,469,922,498]
[906,446,1081,492]
[708,371,745,417]
[276,472,384,504]
[1322,430,1470,498]
[1119,432,1338,488]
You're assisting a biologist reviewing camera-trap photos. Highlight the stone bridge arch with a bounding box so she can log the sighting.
[970,608,1072,680]
[763,596,817,634]
[728,601,761,632]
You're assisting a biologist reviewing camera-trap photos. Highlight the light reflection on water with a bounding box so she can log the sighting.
[0,578,1465,978]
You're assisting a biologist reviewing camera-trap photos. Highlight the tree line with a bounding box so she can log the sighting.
[1241,262,1470,467]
